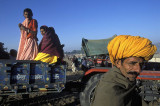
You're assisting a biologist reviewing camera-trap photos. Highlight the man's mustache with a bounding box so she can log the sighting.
[127,71,139,76]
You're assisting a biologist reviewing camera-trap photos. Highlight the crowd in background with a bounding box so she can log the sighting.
[65,54,111,72]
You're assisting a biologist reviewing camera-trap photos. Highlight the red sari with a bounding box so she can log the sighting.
[34,27,64,64]
[16,18,38,60]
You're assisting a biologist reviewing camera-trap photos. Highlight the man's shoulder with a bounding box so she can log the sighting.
[102,67,120,80]
[101,67,135,90]
[98,70,125,95]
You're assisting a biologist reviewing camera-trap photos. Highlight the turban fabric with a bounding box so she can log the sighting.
[107,35,157,65]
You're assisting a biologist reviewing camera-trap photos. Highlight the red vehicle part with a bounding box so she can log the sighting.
[84,68,109,76]
[96,59,106,64]
[85,68,160,80]
[137,70,160,80]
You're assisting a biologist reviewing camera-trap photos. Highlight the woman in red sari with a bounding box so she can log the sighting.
[16,8,38,60]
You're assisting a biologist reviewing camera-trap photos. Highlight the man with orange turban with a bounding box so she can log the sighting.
[91,35,157,106]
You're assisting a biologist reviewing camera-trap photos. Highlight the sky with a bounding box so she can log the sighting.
[0,0,160,52]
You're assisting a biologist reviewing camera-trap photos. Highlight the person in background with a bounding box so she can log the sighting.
[16,8,38,60]
[73,56,79,68]
[105,54,109,67]
[71,55,78,72]
[34,25,64,64]
[78,57,82,64]
[9,49,17,60]
[91,35,157,106]
[81,57,88,72]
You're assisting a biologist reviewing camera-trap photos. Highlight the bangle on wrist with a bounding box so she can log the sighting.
[28,29,30,33]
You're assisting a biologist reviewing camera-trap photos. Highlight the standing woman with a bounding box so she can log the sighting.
[16,8,38,60]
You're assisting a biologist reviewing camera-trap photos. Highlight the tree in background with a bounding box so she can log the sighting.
[9,49,17,60]
[0,42,10,59]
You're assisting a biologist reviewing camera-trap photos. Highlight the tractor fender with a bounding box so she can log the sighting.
[85,68,110,76]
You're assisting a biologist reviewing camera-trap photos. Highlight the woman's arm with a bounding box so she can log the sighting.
[18,20,37,35]
[19,24,37,34]
[18,23,25,30]
[27,19,38,39]
[26,28,37,34]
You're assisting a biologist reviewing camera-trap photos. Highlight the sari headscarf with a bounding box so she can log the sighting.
[34,26,64,64]
[16,18,38,60]
[107,35,157,65]
[39,26,64,58]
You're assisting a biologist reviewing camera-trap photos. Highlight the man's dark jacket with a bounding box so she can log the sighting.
[91,67,148,106]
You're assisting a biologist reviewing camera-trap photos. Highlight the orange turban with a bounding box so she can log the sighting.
[107,35,157,65]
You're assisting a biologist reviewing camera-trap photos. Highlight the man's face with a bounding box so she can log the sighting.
[40,29,46,36]
[116,57,144,81]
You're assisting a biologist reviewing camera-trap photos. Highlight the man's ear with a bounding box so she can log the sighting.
[115,60,121,68]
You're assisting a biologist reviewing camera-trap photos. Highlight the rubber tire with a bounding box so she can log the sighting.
[80,74,103,106]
